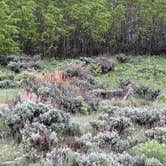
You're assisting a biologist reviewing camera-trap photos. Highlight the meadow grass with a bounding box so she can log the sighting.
[40,58,74,71]
[0,55,166,165]
[71,112,99,132]
[131,141,166,165]
[0,64,7,73]
[0,55,166,105]
[0,89,22,101]
[0,140,21,164]
[96,55,166,105]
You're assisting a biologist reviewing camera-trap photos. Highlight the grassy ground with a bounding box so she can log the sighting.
[96,55,166,105]
[40,58,75,71]
[0,89,22,101]
[0,140,21,164]
[0,55,166,124]
[40,56,166,106]
[71,112,99,132]
[0,65,7,73]
[0,55,166,164]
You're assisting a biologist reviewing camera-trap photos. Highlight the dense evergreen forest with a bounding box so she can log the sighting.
[0,0,166,57]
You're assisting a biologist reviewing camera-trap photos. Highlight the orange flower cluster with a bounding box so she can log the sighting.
[36,70,66,84]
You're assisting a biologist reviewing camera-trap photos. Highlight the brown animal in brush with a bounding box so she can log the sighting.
[63,137,82,151]
[110,84,133,100]
[35,129,49,154]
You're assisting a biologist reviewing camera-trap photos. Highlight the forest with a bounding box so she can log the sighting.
[0,0,166,57]
[0,0,166,166]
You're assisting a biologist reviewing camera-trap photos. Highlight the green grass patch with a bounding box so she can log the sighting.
[0,64,7,73]
[96,55,166,105]
[40,58,74,71]
[0,89,22,101]
[131,141,166,165]
[0,117,6,128]
[71,113,99,131]
[0,139,28,165]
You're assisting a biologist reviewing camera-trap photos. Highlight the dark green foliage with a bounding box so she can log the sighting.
[41,109,69,126]
[48,149,162,166]
[63,64,88,78]
[95,57,115,74]
[0,72,14,81]
[81,56,115,75]
[89,106,164,153]
[124,108,160,126]
[0,1,19,55]
[0,0,165,56]
[91,106,162,132]
[134,85,160,101]
[132,141,166,165]
[145,127,166,143]
[116,54,130,63]
[7,55,41,73]
[6,101,81,150]
[14,71,35,81]
[0,80,16,89]
[91,116,132,134]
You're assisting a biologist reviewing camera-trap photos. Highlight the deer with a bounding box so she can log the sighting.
[110,83,133,100]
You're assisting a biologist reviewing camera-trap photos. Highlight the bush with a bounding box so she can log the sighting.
[133,155,162,166]
[0,116,10,138]
[74,152,117,166]
[94,131,120,148]
[91,116,132,134]
[6,114,23,140]
[86,130,145,153]
[79,133,96,152]
[145,158,163,166]
[41,108,69,126]
[21,122,50,151]
[97,100,111,112]
[95,57,115,74]
[63,64,87,78]
[124,107,160,126]
[74,151,162,166]
[134,85,160,101]
[131,141,166,164]
[7,55,41,73]
[116,54,130,63]
[45,147,75,166]
[74,96,89,114]
[23,69,101,114]
[80,56,115,74]
[6,101,80,151]
[94,106,162,127]
[0,72,8,81]
[145,127,166,143]
[87,63,103,75]
[0,80,16,89]
[14,71,35,81]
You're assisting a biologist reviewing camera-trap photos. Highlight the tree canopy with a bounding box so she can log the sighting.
[0,0,165,56]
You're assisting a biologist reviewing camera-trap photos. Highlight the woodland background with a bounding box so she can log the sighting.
[0,0,166,57]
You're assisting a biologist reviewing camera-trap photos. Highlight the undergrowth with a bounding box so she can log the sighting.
[96,55,166,105]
